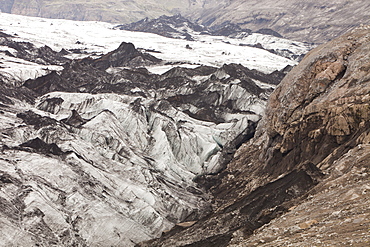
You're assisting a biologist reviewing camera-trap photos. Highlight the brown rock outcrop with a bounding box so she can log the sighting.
[257,24,370,174]
[137,26,370,247]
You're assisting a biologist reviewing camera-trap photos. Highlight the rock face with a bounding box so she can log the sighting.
[137,26,370,247]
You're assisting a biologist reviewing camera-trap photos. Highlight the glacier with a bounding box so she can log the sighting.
[0,13,311,246]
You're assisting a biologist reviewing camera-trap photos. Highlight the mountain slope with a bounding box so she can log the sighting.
[195,0,370,44]
[0,0,228,23]
[137,25,370,247]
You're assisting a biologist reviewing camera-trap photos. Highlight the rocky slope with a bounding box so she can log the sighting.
[0,14,298,246]
[137,25,370,247]
[195,0,370,44]
[0,0,228,23]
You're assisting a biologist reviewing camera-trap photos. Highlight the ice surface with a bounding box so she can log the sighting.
[0,12,310,247]
[0,13,309,75]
